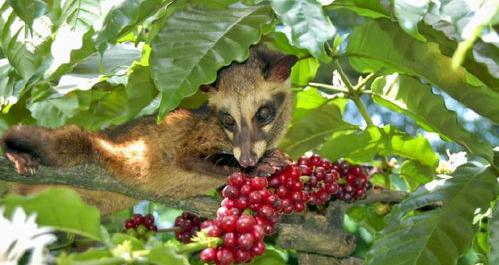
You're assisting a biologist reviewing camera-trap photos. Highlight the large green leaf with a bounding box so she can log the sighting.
[148,245,190,265]
[490,202,499,265]
[400,160,434,191]
[280,103,356,159]
[150,2,273,118]
[328,0,391,18]
[3,188,101,240]
[47,0,102,78]
[347,20,499,123]
[319,125,439,168]
[95,0,167,53]
[290,57,320,87]
[393,0,429,41]
[6,0,47,27]
[57,0,101,31]
[30,45,148,129]
[0,64,25,109]
[270,0,335,62]
[57,249,112,265]
[365,163,498,265]
[371,74,493,161]
[0,9,41,80]
[424,0,499,70]
[418,24,499,89]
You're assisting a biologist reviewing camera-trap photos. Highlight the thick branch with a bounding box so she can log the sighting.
[0,157,220,217]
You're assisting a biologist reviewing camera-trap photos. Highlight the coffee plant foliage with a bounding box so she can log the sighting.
[0,0,497,265]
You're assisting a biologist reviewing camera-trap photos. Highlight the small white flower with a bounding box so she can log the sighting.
[0,207,56,265]
[436,150,468,174]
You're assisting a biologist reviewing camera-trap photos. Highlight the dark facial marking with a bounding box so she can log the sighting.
[219,111,236,131]
[255,105,275,126]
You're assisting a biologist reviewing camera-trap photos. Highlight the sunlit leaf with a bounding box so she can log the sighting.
[270,0,335,62]
[57,249,112,265]
[95,0,167,53]
[291,57,320,87]
[6,0,47,27]
[280,103,356,159]
[320,125,439,168]
[148,245,190,265]
[347,20,499,123]
[328,0,390,18]
[393,0,429,41]
[0,9,41,80]
[3,188,101,240]
[371,74,493,161]
[150,2,273,118]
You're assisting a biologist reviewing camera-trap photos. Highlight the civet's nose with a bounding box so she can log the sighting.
[239,157,257,168]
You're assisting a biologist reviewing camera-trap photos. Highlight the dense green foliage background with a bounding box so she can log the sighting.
[0,0,497,264]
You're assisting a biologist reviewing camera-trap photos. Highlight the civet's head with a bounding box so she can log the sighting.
[205,46,297,168]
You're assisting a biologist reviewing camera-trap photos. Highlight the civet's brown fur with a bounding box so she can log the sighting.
[1,46,297,213]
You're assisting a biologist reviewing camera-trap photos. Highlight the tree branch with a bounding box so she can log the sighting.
[0,157,220,217]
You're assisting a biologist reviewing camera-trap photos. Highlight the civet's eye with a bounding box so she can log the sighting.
[219,112,236,130]
[255,105,275,125]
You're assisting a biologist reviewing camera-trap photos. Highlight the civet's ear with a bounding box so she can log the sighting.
[200,84,218,93]
[255,48,298,82]
[266,54,298,82]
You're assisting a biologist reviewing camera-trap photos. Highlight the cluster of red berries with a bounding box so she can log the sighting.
[124,213,157,240]
[267,165,308,214]
[174,212,206,243]
[298,155,368,203]
[177,154,370,265]
[200,214,266,265]
[198,173,278,265]
[334,162,369,200]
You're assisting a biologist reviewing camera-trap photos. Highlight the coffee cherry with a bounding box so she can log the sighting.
[123,213,158,241]
[174,212,204,243]
[216,248,235,265]
[200,248,217,263]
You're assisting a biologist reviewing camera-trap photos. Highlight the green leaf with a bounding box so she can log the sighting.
[270,0,335,62]
[293,88,326,121]
[0,64,24,108]
[347,20,499,123]
[371,74,493,161]
[291,57,320,87]
[280,103,356,159]
[418,24,499,90]
[319,125,439,168]
[393,0,429,41]
[148,245,190,265]
[111,233,145,250]
[250,246,288,265]
[58,0,101,31]
[347,205,387,234]
[0,10,41,80]
[28,86,82,128]
[6,0,47,27]
[125,64,159,117]
[56,249,112,265]
[150,2,273,118]
[400,160,434,191]
[490,202,499,265]
[47,0,102,78]
[365,163,498,265]
[95,0,166,53]
[263,31,309,58]
[328,0,391,19]
[3,188,101,240]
